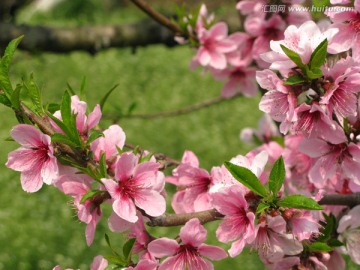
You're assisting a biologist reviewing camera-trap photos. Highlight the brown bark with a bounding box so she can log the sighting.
[0,19,176,54]
[147,193,360,227]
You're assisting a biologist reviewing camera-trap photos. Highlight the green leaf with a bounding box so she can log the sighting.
[306,67,323,80]
[284,75,305,85]
[66,82,76,95]
[132,145,140,156]
[318,213,336,241]
[59,91,82,146]
[280,45,305,69]
[47,112,73,139]
[123,238,136,263]
[127,102,137,115]
[0,36,24,97]
[87,130,104,145]
[104,264,123,270]
[60,91,72,128]
[100,84,119,110]
[99,152,108,178]
[269,156,285,196]
[310,39,328,69]
[2,35,23,71]
[103,255,126,266]
[80,76,87,97]
[4,136,14,141]
[224,161,268,197]
[51,133,79,148]
[105,233,120,257]
[277,194,323,210]
[46,103,60,113]
[256,202,270,214]
[80,190,105,204]
[24,74,43,113]
[0,62,13,96]
[0,93,12,107]
[116,145,123,155]
[11,84,22,110]
[328,238,343,247]
[308,242,333,252]
[140,152,153,163]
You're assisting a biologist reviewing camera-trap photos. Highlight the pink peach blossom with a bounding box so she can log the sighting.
[299,138,360,187]
[291,103,343,141]
[91,256,108,270]
[210,185,255,257]
[148,218,227,270]
[52,95,102,138]
[257,69,297,134]
[252,215,303,263]
[337,205,360,264]
[6,124,59,192]
[245,14,286,68]
[321,56,360,118]
[102,152,166,223]
[286,210,321,241]
[240,114,281,145]
[54,172,102,246]
[168,150,213,213]
[261,21,338,75]
[124,259,158,270]
[91,124,126,160]
[326,0,360,58]
[192,22,237,70]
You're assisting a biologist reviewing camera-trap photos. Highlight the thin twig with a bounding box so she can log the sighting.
[104,94,241,121]
[124,143,180,169]
[129,0,188,37]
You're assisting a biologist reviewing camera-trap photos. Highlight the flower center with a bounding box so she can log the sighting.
[117,177,141,197]
[350,17,360,33]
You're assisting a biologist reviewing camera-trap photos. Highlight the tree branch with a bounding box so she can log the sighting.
[147,193,360,227]
[104,94,241,121]
[0,20,176,54]
[129,0,187,37]
[318,193,360,208]
[147,209,223,227]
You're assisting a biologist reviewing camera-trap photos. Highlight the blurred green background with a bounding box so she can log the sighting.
[0,0,356,269]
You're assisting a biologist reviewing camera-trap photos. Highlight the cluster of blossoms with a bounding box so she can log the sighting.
[184,1,311,98]
[3,0,360,269]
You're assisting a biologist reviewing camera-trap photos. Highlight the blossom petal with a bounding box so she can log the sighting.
[228,238,246,257]
[113,194,138,223]
[41,156,58,185]
[134,189,166,217]
[115,153,137,182]
[87,104,102,130]
[6,148,40,171]
[180,218,207,246]
[20,168,43,192]
[10,124,44,147]
[148,238,179,258]
[198,244,228,260]
[108,211,132,232]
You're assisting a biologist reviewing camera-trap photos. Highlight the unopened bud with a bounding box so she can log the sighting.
[283,209,293,220]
